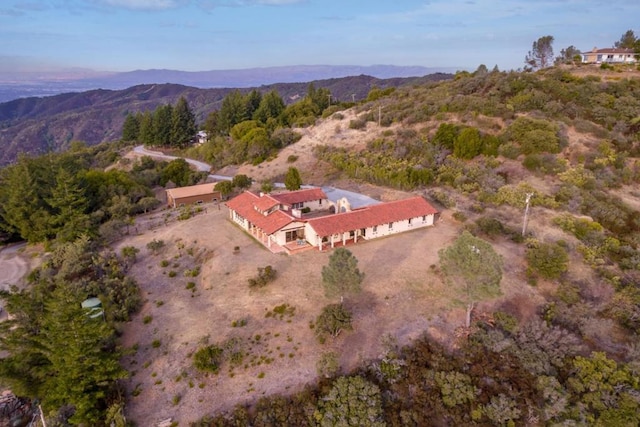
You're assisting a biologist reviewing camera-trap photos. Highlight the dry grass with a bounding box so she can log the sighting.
[115,200,553,425]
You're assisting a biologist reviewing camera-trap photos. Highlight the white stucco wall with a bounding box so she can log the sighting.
[305,213,436,249]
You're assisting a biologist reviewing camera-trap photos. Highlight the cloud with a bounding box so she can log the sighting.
[98,0,183,10]
[197,0,304,9]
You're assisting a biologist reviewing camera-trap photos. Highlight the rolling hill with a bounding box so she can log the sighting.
[0,73,452,167]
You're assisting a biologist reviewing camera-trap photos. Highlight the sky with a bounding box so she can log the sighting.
[1,0,639,73]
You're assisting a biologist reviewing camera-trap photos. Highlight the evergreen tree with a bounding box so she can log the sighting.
[35,283,127,425]
[153,104,173,146]
[218,90,248,134]
[614,29,637,49]
[138,111,155,146]
[0,157,54,242]
[284,167,302,191]
[171,96,196,148]
[47,168,91,242]
[321,248,365,301]
[438,231,503,327]
[253,90,285,124]
[525,35,555,70]
[244,89,262,118]
[121,113,140,142]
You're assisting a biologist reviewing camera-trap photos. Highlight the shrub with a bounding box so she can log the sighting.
[315,304,353,342]
[287,154,298,163]
[475,216,505,237]
[317,351,340,378]
[349,118,367,130]
[193,344,224,373]
[143,315,153,324]
[526,241,569,279]
[146,239,165,254]
[151,339,161,348]
[248,265,277,288]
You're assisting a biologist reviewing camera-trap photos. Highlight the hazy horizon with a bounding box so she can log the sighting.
[1,0,638,75]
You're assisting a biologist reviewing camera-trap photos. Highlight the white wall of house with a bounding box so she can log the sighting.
[289,198,327,212]
[305,213,436,250]
[363,214,435,239]
[230,210,249,230]
[272,221,306,246]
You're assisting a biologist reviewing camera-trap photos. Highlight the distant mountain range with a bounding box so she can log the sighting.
[0,72,453,167]
[0,65,458,103]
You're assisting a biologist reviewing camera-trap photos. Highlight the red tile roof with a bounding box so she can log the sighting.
[270,188,327,205]
[307,196,438,237]
[253,194,280,212]
[226,191,296,234]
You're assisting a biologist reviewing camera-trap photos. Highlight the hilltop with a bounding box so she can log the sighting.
[2,64,640,426]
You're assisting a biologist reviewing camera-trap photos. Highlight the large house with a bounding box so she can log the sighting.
[226,188,439,253]
[166,183,222,208]
[582,47,637,64]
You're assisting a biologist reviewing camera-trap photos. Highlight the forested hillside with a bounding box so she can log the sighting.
[0,73,451,167]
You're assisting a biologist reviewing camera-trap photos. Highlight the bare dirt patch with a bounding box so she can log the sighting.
[0,243,42,290]
[117,203,550,425]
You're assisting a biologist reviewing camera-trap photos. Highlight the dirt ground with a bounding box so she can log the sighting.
[115,194,552,426]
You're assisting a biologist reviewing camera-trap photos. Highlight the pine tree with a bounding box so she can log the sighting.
[153,104,173,146]
[171,97,196,148]
[253,90,285,124]
[438,231,503,327]
[35,284,127,425]
[525,35,555,70]
[121,113,140,141]
[138,111,155,146]
[46,168,91,242]
[321,248,365,301]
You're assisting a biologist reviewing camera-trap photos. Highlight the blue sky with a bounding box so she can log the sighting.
[1,0,638,73]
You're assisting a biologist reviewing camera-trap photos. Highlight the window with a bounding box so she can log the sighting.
[408,218,412,226]
[373,226,377,233]
[292,202,303,209]
[318,199,322,205]
[388,222,393,230]
[422,215,427,222]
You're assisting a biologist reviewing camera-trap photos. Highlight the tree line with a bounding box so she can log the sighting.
[0,143,209,245]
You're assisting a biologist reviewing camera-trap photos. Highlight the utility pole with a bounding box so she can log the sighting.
[522,193,534,237]
[327,94,332,106]
[351,93,356,103]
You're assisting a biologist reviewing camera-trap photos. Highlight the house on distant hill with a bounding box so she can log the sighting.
[582,47,637,64]
[166,182,221,208]
[225,188,438,253]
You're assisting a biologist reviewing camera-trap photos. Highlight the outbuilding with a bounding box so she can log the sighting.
[166,182,221,208]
